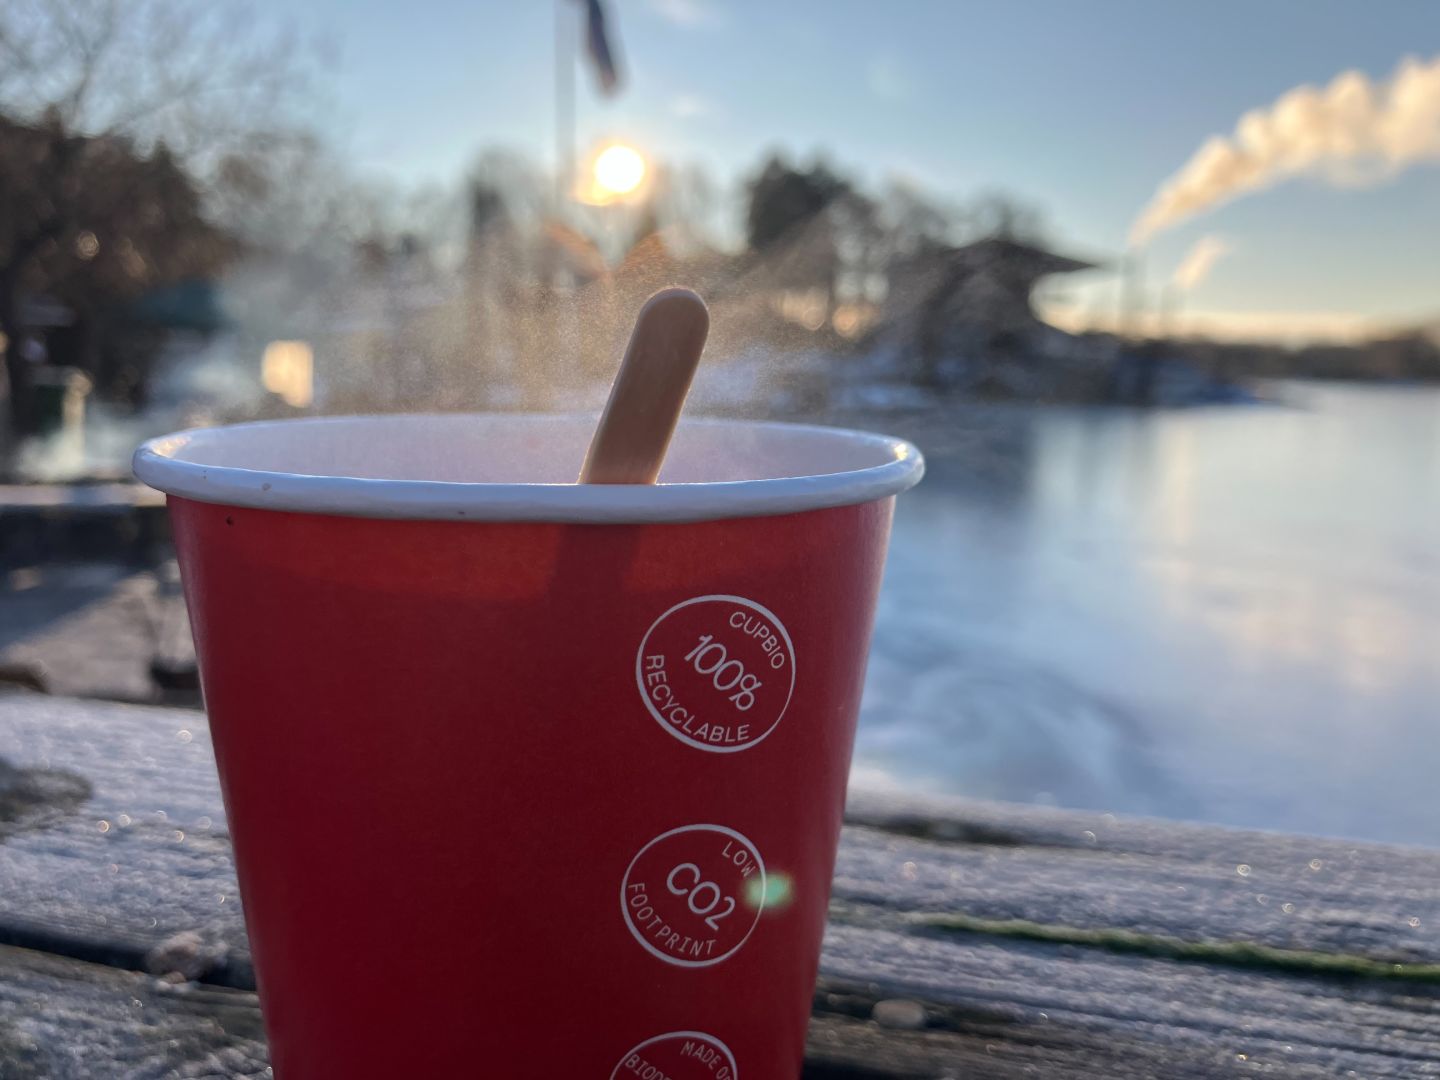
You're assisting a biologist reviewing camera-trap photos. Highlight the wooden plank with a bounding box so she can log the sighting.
[4,946,1119,1080]
[4,693,1440,1076]
[1,562,195,702]
[839,791,1440,966]
[809,970,1439,1080]
[0,692,250,985]
[814,925,1440,1076]
[4,693,1438,973]
[0,945,268,1080]
[3,945,1437,1079]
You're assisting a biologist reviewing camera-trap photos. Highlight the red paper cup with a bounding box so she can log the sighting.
[134,414,922,1079]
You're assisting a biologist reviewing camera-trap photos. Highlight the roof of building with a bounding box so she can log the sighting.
[950,236,1100,276]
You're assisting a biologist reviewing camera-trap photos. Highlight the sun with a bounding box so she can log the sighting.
[592,144,647,199]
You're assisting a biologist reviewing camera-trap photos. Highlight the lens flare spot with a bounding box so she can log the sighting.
[748,871,794,911]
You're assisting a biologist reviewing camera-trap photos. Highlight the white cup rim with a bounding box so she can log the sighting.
[133,413,924,524]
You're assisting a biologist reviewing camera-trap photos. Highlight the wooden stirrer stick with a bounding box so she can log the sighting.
[580,287,710,484]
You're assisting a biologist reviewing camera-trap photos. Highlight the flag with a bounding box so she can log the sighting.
[573,0,621,95]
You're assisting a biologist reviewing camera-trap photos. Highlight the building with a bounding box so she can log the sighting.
[878,236,1104,395]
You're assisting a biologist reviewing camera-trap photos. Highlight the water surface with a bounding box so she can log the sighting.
[857,382,1440,847]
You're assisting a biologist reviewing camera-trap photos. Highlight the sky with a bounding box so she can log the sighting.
[252,0,1440,343]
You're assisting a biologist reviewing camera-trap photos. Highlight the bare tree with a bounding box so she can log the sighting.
[959,189,1050,245]
[0,0,309,460]
[877,179,957,260]
[0,0,308,168]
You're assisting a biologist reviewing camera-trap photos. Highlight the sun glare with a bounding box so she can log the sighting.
[592,144,647,199]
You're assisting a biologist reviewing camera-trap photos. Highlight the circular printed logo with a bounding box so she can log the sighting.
[621,824,766,968]
[636,595,796,753]
[610,1031,738,1080]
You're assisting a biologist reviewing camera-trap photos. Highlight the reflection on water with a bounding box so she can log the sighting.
[858,382,1440,847]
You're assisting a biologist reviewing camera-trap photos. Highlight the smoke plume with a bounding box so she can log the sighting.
[1171,235,1231,291]
[1132,54,1440,244]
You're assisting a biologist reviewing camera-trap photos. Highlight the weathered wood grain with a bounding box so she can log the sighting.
[0,945,268,1079]
[837,795,1440,967]
[4,944,1438,1079]
[816,924,1440,1076]
[4,693,1438,974]
[4,692,1440,1077]
[0,692,249,985]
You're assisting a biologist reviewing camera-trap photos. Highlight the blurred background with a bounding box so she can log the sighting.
[2,0,1437,846]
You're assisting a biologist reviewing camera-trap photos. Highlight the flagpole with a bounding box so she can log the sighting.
[555,0,575,218]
